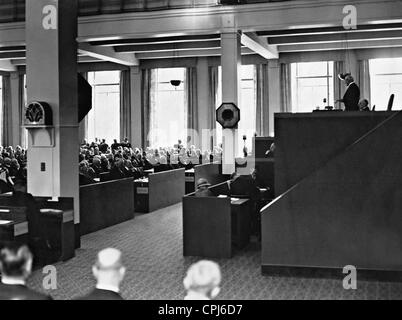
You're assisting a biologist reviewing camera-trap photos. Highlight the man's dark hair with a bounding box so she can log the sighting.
[0,245,32,277]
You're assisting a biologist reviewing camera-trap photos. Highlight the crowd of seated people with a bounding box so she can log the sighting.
[0,243,222,300]
[78,138,223,185]
[0,140,223,190]
[0,145,27,193]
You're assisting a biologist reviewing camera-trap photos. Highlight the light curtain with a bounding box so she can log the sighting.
[208,66,219,150]
[280,63,292,112]
[120,70,131,141]
[256,64,269,136]
[141,69,156,148]
[333,61,345,109]
[1,75,12,147]
[185,67,198,147]
[358,60,371,106]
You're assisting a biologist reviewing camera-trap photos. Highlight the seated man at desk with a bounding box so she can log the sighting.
[229,172,260,200]
[229,171,261,238]
[358,98,370,111]
[195,178,213,197]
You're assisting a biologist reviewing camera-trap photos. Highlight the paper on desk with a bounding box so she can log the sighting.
[0,220,12,225]
[230,197,240,201]
[218,195,227,198]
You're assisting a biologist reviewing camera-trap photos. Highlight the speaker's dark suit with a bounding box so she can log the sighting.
[78,288,123,300]
[0,283,52,300]
[343,82,360,111]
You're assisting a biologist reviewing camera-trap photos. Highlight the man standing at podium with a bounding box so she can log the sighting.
[336,74,360,111]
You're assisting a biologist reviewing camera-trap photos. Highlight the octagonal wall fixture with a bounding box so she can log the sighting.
[216,102,240,129]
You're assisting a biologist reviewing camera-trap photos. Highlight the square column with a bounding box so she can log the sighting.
[26,0,79,223]
[221,31,241,174]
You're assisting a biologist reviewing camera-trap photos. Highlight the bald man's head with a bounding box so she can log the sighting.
[92,248,126,290]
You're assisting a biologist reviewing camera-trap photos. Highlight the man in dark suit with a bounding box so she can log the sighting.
[230,172,262,239]
[336,74,360,111]
[78,248,125,300]
[229,172,260,201]
[0,245,52,300]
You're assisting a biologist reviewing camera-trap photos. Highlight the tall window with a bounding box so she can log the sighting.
[87,71,120,144]
[369,58,402,110]
[291,61,334,112]
[216,65,257,154]
[150,68,186,148]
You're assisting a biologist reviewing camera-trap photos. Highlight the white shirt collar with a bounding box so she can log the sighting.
[1,277,26,286]
[347,81,355,88]
[184,291,210,300]
[96,283,120,293]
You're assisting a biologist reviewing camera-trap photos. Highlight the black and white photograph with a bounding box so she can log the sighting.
[0,0,402,308]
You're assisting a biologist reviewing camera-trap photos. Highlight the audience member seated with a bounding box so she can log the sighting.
[109,158,127,180]
[0,245,52,300]
[111,139,120,151]
[194,178,213,197]
[77,248,125,300]
[90,156,103,177]
[99,139,109,153]
[358,98,370,111]
[0,162,14,194]
[183,260,221,300]
[79,161,95,185]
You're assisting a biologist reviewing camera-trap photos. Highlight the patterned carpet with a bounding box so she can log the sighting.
[27,203,402,300]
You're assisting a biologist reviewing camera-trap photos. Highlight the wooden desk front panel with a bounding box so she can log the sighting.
[148,168,185,212]
[80,178,134,235]
[183,196,232,258]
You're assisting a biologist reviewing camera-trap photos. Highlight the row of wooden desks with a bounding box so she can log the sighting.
[0,199,75,266]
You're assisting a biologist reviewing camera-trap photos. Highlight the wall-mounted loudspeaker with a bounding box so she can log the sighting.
[216,102,240,129]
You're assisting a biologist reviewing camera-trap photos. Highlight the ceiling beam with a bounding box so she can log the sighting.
[0,59,17,72]
[114,40,222,53]
[11,56,106,66]
[137,47,254,59]
[78,43,138,66]
[269,30,402,45]
[258,23,402,38]
[0,51,25,59]
[90,34,220,46]
[78,56,105,63]
[278,38,402,52]
[241,32,278,59]
[0,45,25,53]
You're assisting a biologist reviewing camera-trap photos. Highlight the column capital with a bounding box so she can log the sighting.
[268,59,280,68]
[10,71,19,80]
[221,13,238,33]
